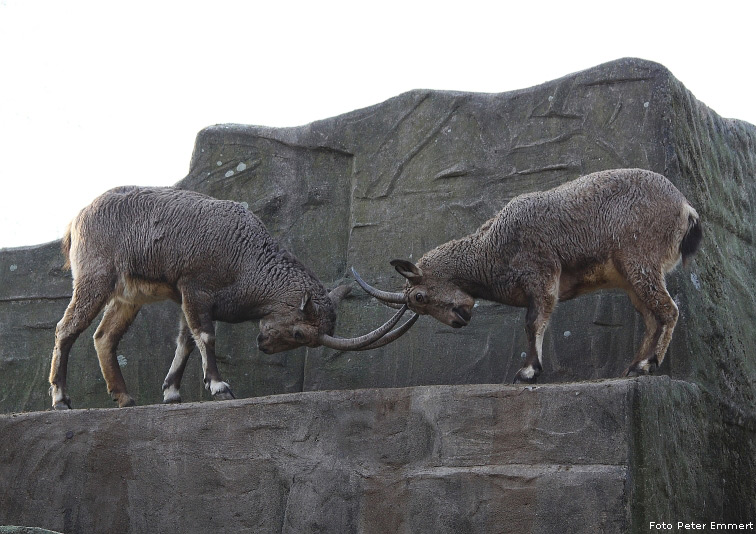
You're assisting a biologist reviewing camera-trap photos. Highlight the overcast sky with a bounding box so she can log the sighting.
[1,0,754,249]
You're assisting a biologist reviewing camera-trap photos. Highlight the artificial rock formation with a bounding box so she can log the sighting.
[0,378,729,533]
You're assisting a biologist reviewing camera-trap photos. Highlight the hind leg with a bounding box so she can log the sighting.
[49,276,113,410]
[93,299,141,407]
[161,313,195,403]
[622,268,678,377]
[623,290,659,376]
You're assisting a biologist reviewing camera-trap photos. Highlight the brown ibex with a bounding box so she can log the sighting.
[353,168,702,383]
[50,186,409,409]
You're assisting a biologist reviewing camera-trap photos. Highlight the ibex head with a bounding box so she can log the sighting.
[257,284,409,353]
[352,260,474,329]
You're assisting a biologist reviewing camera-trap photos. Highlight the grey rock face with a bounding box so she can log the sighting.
[0,378,748,533]
[0,528,62,534]
[0,378,701,533]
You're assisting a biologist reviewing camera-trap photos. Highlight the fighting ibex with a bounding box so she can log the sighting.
[50,186,409,409]
[353,169,702,383]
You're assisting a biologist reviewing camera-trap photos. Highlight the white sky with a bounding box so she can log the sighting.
[1,0,754,249]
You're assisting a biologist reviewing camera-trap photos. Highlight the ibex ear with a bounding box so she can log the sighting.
[327,284,352,307]
[390,259,423,282]
[299,291,312,312]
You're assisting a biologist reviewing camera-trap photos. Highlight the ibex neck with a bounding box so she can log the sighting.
[261,249,330,307]
[420,232,490,298]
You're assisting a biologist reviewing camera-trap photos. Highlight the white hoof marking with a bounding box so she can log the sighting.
[163,385,181,403]
[210,381,231,396]
[519,366,536,379]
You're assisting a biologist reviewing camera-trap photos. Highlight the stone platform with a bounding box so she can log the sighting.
[1,376,742,533]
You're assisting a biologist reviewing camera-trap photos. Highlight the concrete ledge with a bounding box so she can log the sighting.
[0,377,742,533]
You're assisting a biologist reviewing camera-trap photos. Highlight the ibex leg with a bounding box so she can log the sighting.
[180,290,235,401]
[93,299,141,407]
[513,279,558,384]
[49,275,113,410]
[162,313,195,403]
[623,267,678,376]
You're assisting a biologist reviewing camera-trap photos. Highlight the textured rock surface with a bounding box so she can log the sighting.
[0,378,730,534]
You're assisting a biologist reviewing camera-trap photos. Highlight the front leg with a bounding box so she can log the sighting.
[197,329,235,401]
[180,289,236,401]
[162,313,195,404]
[513,285,557,384]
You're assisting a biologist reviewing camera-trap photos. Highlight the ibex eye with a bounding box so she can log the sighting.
[415,293,424,303]
[293,330,305,341]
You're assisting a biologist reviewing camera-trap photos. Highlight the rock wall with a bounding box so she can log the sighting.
[0,378,733,533]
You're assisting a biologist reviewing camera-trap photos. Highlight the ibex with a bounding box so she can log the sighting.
[353,168,702,383]
[50,186,408,409]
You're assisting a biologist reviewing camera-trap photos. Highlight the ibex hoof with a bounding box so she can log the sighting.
[113,394,136,408]
[213,389,236,401]
[162,385,182,404]
[623,359,658,378]
[50,386,72,410]
[210,381,236,401]
[53,398,72,411]
[512,367,539,385]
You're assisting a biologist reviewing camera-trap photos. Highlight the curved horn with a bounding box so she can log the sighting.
[319,305,408,351]
[354,312,419,351]
[376,301,405,310]
[351,267,406,304]
[327,284,352,306]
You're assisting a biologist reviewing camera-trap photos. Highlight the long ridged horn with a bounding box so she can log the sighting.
[318,305,408,351]
[353,312,419,351]
[351,267,406,304]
